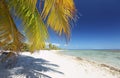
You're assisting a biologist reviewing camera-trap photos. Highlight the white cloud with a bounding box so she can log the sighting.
[52,43,60,47]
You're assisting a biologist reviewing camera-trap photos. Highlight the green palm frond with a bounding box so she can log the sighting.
[0,0,76,52]
[7,0,48,52]
[42,0,76,40]
[7,0,37,12]
[0,1,24,52]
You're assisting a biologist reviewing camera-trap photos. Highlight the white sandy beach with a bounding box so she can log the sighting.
[0,50,120,78]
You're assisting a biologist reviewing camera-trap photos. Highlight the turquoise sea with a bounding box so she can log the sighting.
[60,50,120,68]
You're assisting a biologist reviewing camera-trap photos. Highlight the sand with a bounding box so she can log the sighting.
[0,50,120,78]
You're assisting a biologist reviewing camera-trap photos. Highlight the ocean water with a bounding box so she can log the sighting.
[60,50,120,68]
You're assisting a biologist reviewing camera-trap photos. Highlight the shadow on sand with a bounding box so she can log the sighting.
[0,55,64,78]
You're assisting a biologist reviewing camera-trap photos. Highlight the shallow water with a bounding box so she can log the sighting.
[60,50,120,68]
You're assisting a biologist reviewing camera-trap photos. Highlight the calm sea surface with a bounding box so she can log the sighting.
[60,50,120,68]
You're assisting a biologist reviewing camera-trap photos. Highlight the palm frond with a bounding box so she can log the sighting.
[42,0,76,40]
[7,0,48,52]
[7,0,37,12]
[1,0,76,52]
[0,1,24,52]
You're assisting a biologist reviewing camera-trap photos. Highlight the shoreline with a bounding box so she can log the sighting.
[0,50,120,78]
[40,50,120,78]
[54,50,120,74]
[55,50,120,69]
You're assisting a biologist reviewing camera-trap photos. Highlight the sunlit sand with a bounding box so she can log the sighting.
[0,50,119,78]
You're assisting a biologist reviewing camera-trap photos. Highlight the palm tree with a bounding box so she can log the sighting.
[48,43,52,49]
[0,0,76,53]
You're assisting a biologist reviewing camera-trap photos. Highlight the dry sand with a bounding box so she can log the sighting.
[0,50,120,78]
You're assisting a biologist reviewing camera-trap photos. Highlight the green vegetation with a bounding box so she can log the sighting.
[0,0,76,53]
[48,43,60,50]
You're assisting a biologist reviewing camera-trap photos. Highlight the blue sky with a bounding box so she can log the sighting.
[15,0,120,49]
[49,0,120,49]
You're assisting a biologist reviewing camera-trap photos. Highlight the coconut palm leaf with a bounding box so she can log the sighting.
[0,1,24,52]
[7,0,37,12]
[7,0,48,52]
[0,0,76,52]
[42,0,76,40]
